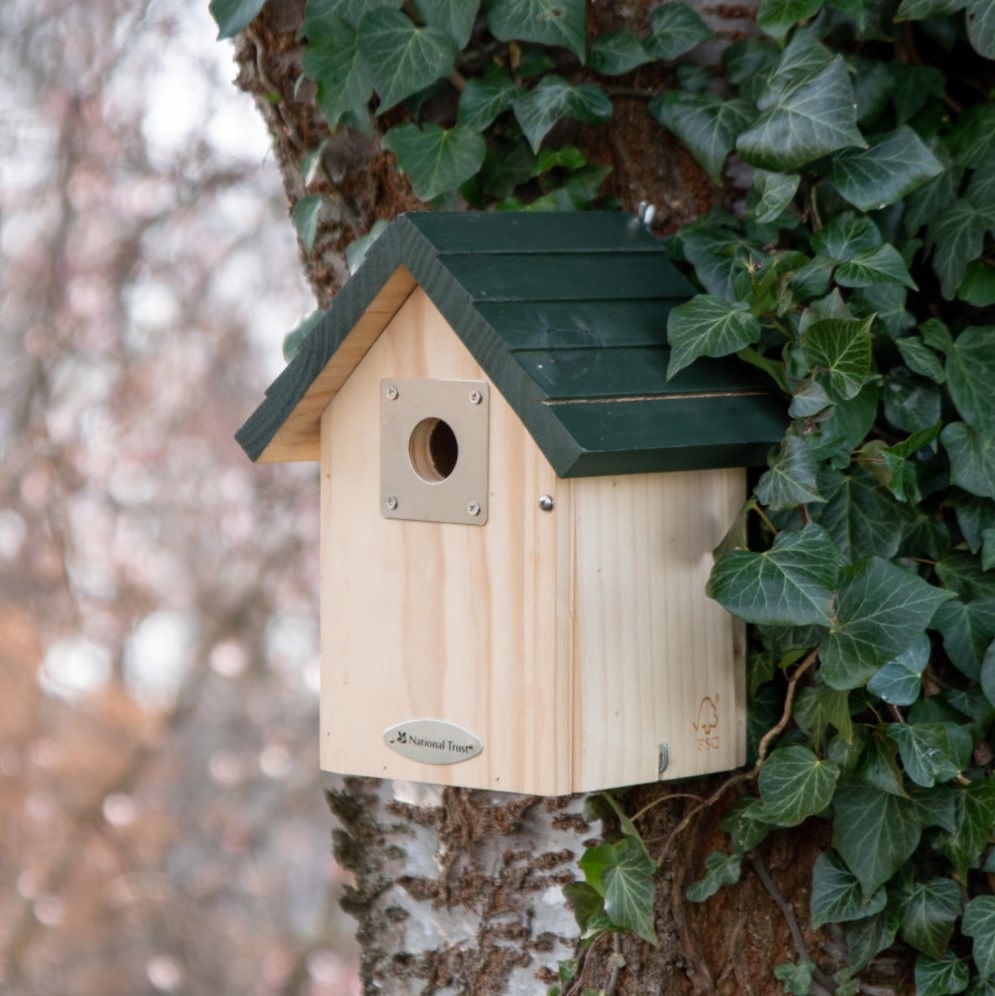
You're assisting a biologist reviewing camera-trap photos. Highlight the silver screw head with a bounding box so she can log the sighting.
[385,385,398,400]
[538,494,554,512]
[468,389,482,405]
[466,500,481,517]
[384,496,398,511]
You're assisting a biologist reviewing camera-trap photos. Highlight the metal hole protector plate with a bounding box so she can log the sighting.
[383,719,484,765]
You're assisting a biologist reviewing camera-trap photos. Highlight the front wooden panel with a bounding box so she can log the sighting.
[320,289,571,795]
[569,470,747,791]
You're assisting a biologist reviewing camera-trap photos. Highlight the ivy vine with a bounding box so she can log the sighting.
[212,0,995,991]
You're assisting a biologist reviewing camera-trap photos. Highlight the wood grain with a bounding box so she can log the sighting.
[319,289,747,794]
[320,288,571,794]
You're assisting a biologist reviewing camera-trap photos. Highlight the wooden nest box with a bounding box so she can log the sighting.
[237,212,784,796]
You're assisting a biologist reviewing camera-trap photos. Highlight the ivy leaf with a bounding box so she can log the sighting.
[816,467,911,563]
[412,0,480,48]
[382,124,486,201]
[809,383,879,464]
[856,726,906,796]
[666,295,762,378]
[359,9,457,112]
[776,28,834,78]
[963,896,995,980]
[906,167,961,237]
[795,682,853,745]
[966,0,995,58]
[457,69,518,130]
[686,850,743,902]
[650,94,755,184]
[209,0,268,38]
[820,557,953,690]
[982,640,995,707]
[898,878,964,959]
[835,244,918,290]
[789,379,831,418]
[484,0,587,60]
[894,0,965,18]
[753,169,801,223]
[891,64,946,124]
[897,337,945,384]
[936,553,995,600]
[845,910,900,973]
[589,30,653,75]
[811,213,882,262]
[737,56,866,172]
[757,0,826,41]
[725,800,775,856]
[601,838,658,945]
[645,2,714,61]
[867,634,930,706]
[888,722,973,787]
[802,316,874,401]
[945,326,995,431]
[302,14,373,131]
[307,0,402,29]
[927,200,987,300]
[830,127,945,212]
[811,850,888,929]
[707,523,840,627]
[942,423,995,500]
[833,782,921,895]
[932,597,995,680]
[512,76,613,153]
[958,261,995,307]
[773,960,815,994]
[755,435,825,510]
[578,843,612,896]
[677,222,765,301]
[291,195,325,254]
[913,953,970,995]
[754,745,840,826]
[935,780,995,878]
[562,880,605,933]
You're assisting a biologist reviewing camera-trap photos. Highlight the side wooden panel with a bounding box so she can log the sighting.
[569,469,747,792]
[320,288,571,795]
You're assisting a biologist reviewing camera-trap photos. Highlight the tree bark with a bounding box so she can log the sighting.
[232,4,916,992]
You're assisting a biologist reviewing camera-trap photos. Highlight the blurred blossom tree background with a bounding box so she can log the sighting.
[0,0,360,991]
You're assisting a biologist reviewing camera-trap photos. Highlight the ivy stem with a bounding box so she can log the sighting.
[656,772,754,863]
[807,182,823,232]
[753,504,780,536]
[755,647,820,768]
[629,792,705,825]
[751,853,837,993]
[605,934,625,995]
[604,86,657,100]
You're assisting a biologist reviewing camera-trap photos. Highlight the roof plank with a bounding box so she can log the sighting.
[236,212,787,475]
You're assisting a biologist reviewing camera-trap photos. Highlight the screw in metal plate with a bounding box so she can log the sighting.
[538,495,555,512]
[466,500,481,517]
[384,496,398,511]
[385,385,398,401]
[468,389,482,405]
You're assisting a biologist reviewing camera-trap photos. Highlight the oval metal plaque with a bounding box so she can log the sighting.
[383,719,483,765]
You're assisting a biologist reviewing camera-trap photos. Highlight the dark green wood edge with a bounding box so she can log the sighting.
[236,212,787,476]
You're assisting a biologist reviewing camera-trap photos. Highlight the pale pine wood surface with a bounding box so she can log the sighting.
[319,287,746,795]
[321,288,572,794]
[259,266,417,463]
[567,471,746,791]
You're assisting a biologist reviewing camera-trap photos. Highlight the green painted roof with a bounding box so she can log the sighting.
[236,212,786,477]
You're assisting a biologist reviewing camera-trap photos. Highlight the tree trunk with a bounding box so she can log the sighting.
[231,4,915,992]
